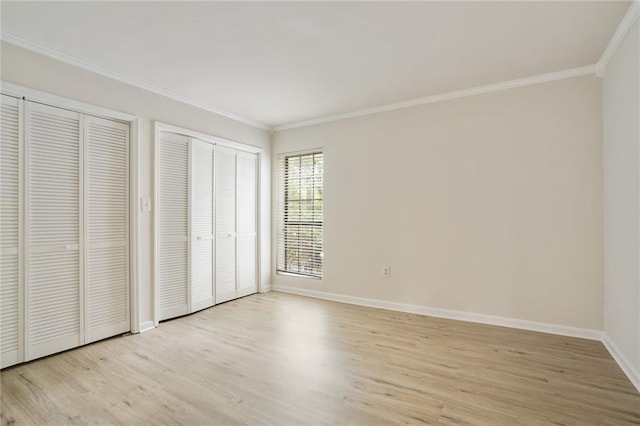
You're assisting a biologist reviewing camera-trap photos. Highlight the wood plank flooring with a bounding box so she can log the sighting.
[2,292,639,425]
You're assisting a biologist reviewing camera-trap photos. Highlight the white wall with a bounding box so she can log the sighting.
[603,19,640,385]
[273,75,603,331]
[0,41,272,330]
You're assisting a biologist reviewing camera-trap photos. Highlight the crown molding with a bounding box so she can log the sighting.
[596,0,639,77]
[1,27,606,134]
[274,64,597,132]
[0,31,271,131]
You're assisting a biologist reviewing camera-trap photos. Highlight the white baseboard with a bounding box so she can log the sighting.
[272,285,603,341]
[139,321,156,333]
[260,284,272,294]
[272,285,640,393]
[601,335,640,393]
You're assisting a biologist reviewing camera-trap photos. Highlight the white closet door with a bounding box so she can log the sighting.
[215,146,237,303]
[158,132,189,320]
[25,102,81,360]
[190,139,214,312]
[1,95,23,368]
[85,116,130,342]
[237,152,258,298]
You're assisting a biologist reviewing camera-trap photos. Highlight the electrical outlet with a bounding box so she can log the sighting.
[383,266,391,278]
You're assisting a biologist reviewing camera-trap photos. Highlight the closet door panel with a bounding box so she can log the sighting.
[159,241,188,319]
[26,102,81,360]
[190,140,214,312]
[215,238,236,303]
[191,241,213,311]
[85,116,129,342]
[215,146,237,303]
[0,256,20,368]
[237,153,258,297]
[29,250,80,359]
[1,95,22,368]
[158,132,189,320]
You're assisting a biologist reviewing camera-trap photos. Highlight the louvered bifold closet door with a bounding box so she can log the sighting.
[1,95,23,368]
[190,139,214,311]
[215,146,237,303]
[158,132,189,320]
[25,102,81,360]
[237,152,258,298]
[85,116,130,342]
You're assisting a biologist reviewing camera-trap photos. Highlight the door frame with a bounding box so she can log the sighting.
[0,81,142,338]
[153,121,263,327]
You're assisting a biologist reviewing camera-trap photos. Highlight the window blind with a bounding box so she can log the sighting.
[277,151,323,278]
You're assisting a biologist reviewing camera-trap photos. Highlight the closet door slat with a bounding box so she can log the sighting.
[158,132,189,320]
[1,94,22,368]
[190,139,214,312]
[215,146,237,303]
[237,152,258,298]
[26,101,81,360]
[85,116,130,342]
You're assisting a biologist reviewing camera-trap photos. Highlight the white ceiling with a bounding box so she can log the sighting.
[0,1,630,129]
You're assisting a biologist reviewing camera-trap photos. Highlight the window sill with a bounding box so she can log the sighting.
[276,271,322,280]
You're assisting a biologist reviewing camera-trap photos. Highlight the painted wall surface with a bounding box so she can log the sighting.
[1,42,272,330]
[603,20,640,376]
[273,75,604,331]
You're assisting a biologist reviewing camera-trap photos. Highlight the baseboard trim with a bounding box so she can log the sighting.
[272,285,603,341]
[270,286,640,392]
[139,321,156,333]
[601,335,640,393]
[260,284,273,294]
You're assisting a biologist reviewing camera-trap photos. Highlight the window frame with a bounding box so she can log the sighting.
[276,149,324,279]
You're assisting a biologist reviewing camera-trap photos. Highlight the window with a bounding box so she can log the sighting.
[277,151,323,278]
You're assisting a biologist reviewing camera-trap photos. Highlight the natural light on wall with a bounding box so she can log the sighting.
[276,150,324,278]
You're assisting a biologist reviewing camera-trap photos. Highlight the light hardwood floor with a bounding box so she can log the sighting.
[2,292,639,425]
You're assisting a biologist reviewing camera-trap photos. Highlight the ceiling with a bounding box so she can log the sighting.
[0,1,631,129]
